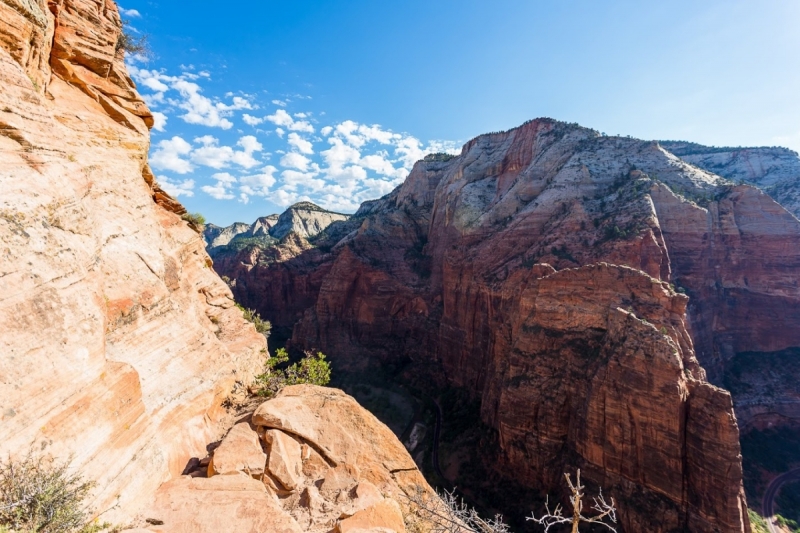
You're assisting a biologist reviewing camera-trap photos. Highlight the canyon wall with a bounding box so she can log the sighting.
[0,0,266,522]
[212,120,800,531]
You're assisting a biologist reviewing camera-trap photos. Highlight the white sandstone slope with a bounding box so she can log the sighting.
[0,0,265,522]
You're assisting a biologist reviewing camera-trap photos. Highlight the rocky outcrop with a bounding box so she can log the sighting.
[0,0,265,523]
[204,202,349,259]
[661,141,800,219]
[213,119,797,531]
[204,215,278,255]
[269,201,350,240]
[126,385,435,533]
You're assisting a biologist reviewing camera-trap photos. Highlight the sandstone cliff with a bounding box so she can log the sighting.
[215,119,793,532]
[0,0,266,522]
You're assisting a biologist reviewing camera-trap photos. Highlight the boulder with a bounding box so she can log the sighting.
[207,422,266,478]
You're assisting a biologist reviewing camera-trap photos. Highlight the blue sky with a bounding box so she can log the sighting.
[120,0,800,225]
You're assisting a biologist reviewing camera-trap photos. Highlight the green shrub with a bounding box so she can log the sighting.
[236,304,271,337]
[181,212,206,229]
[253,347,331,397]
[748,509,769,533]
[0,451,105,533]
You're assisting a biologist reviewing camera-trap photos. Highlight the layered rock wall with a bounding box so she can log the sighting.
[223,120,771,532]
[0,0,265,521]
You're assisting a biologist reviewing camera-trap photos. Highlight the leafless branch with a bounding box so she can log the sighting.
[528,470,617,533]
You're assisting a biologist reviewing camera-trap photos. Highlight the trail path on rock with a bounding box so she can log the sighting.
[763,467,800,533]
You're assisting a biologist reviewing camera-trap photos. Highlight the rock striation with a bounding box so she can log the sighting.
[207,119,800,532]
[125,385,435,533]
[0,0,265,523]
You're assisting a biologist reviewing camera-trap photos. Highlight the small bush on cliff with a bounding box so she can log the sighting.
[253,348,331,397]
[181,212,206,231]
[115,20,149,56]
[236,304,271,338]
[0,451,104,533]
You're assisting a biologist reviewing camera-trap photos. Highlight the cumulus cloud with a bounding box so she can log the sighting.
[150,136,193,174]
[287,133,314,155]
[133,62,462,214]
[201,172,237,200]
[189,135,263,170]
[239,166,278,198]
[242,114,264,126]
[158,176,194,197]
[127,65,256,130]
[151,111,167,132]
[280,152,313,171]
[265,109,314,133]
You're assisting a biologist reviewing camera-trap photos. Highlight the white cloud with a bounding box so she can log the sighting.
[265,109,315,133]
[275,127,285,138]
[190,135,262,169]
[272,100,287,107]
[150,136,193,174]
[119,7,141,18]
[287,133,314,155]
[239,166,278,198]
[242,114,264,126]
[282,170,326,192]
[201,172,237,200]
[157,176,194,197]
[280,152,313,171]
[321,126,333,136]
[151,111,167,132]
[266,109,294,127]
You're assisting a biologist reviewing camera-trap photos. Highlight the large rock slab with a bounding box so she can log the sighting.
[142,473,302,533]
[208,422,266,478]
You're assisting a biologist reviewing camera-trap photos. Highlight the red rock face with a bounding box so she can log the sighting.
[213,119,800,532]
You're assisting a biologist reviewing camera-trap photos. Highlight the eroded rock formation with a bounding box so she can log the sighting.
[124,385,435,533]
[209,119,800,531]
[0,0,265,522]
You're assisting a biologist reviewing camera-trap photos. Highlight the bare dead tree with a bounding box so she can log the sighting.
[527,470,617,533]
[402,486,510,533]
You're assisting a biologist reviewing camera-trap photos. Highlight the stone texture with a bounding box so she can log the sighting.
[336,498,406,533]
[141,473,303,533]
[0,0,265,523]
[214,119,780,532]
[207,422,266,478]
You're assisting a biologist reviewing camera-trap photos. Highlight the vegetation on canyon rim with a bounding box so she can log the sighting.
[0,452,108,533]
[252,347,331,397]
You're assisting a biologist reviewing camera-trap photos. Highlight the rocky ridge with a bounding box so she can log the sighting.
[208,118,800,532]
[204,202,349,258]
[661,141,800,219]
